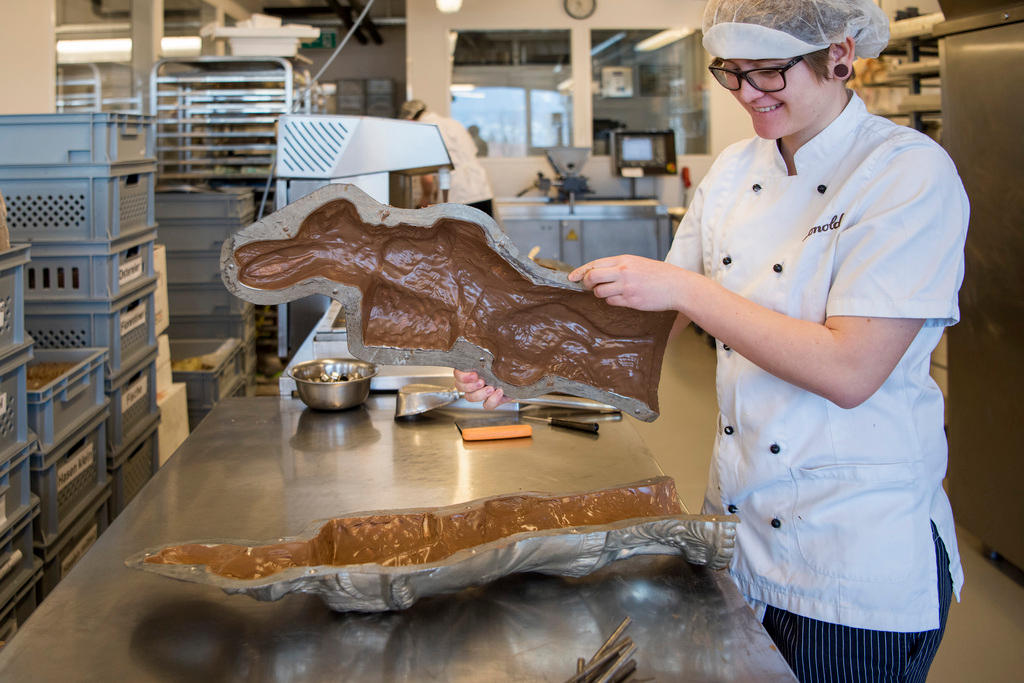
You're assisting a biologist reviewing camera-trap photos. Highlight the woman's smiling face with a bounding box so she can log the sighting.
[720,56,836,147]
[713,37,857,165]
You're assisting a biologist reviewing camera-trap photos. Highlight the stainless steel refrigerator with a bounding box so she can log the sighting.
[937,1,1024,569]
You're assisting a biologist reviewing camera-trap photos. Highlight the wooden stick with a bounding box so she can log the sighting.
[594,644,637,683]
[567,648,619,683]
[608,659,638,683]
[590,616,632,662]
[577,639,633,682]
[565,616,637,683]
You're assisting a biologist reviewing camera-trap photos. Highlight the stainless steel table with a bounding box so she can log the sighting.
[497,199,673,268]
[0,396,795,681]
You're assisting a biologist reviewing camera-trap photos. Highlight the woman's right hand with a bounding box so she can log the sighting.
[453,369,513,410]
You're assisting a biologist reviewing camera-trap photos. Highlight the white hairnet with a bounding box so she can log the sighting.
[702,0,890,60]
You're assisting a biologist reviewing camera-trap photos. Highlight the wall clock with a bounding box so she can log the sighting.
[564,0,596,20]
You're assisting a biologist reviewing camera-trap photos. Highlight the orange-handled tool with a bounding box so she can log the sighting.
[455,417,533,441]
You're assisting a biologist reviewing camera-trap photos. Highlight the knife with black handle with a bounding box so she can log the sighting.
[520,415,600,433]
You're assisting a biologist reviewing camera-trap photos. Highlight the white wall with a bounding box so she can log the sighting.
[405,0,752,207]
[0,0,56,114]
[879,0,942,18]
[300,25,407,113]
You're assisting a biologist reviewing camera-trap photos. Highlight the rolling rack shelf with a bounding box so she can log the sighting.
[57,63,143,114]
[149,56,322,185]
[875,13,944,132]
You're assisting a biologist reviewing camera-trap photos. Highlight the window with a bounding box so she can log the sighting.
[450,30,572,157]
[591,29,708,156]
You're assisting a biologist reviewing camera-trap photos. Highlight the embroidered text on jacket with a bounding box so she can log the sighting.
[802,213,845,241]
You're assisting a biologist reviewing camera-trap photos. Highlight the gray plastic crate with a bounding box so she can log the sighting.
[155,188,254,221]
[108,419,158,521]
[26,228,156,301]
[0,495,41,620]
[0,439,34,532]
[29,403,108,546]
[105,349,158,456]
[0,160,155,243]
[170,338,243,411]
[188,374,247,430]
[0,113,154,165]
[0,245,29,357]
[0,341,33,456]
[243,338,256,378]
[155,214,253,252]
[165,248,223,284]
[26,278,157,377]
[35,481,109,601]
[168,305,254,341]
[26,348,107,451]
[0,561,41,644]
[168,281,249,317]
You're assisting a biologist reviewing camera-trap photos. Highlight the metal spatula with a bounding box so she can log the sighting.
[395,383,617,418]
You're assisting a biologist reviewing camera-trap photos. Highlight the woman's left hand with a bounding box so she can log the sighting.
[453,369,513,410]
[569,255,685,311]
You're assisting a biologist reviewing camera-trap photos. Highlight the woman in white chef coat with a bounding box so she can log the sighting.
[399,99,496,217]
[455,0,969,680]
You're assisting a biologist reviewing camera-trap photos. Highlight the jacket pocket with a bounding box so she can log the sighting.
[792,461,925,582]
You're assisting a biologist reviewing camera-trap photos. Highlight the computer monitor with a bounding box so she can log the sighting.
[611,130,677,177]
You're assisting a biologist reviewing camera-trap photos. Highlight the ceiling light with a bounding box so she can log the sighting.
[56,36,202,63]
[450,83,477,92]
[161,36,202,57]
[635,28,693,52]
[57,38,132,63]
[436,0,463,13]
[591,32,626,57]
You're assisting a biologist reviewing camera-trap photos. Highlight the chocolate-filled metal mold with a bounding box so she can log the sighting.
[219,184,676,421]
[127,477,737,613]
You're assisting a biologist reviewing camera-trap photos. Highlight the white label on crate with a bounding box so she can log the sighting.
[120,306,147,338]
[118,256,144,287]
[0,493,5,528]
[0,300,5,328]
[57,442,95,495]
[0,549,22,583]
[61,524,98,579]
[122,374,149,414]
[0,392,6,417]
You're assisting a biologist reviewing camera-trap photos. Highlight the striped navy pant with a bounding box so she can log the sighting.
[762,523,953,683]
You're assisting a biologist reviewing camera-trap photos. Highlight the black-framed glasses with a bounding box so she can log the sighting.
[708,56,804,93]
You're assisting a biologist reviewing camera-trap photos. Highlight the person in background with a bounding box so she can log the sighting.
[399,99,495,217]
[467,124,489,157]
[454,0,969,680]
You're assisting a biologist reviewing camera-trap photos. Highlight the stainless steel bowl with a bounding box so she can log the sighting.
[290,359,377,411]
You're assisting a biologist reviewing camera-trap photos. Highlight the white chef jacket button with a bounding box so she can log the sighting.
[771,518,782,528]
[722,256,732,266]
[772,263,783,273]
[769,443,781,454]
[727,504,739,513]
[752,183,762,192]
[723,425,734,435]
[817,184,827,194]
[722,343,731,351]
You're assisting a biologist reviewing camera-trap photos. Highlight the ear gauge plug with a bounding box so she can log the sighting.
[834,64,850,78]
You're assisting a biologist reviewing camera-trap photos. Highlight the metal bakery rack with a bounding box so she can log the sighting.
[57,63,142,115]
[149,56,323,187]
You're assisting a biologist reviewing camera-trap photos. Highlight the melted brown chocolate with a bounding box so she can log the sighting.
[145,477,683,579]
[233,200,674,409]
